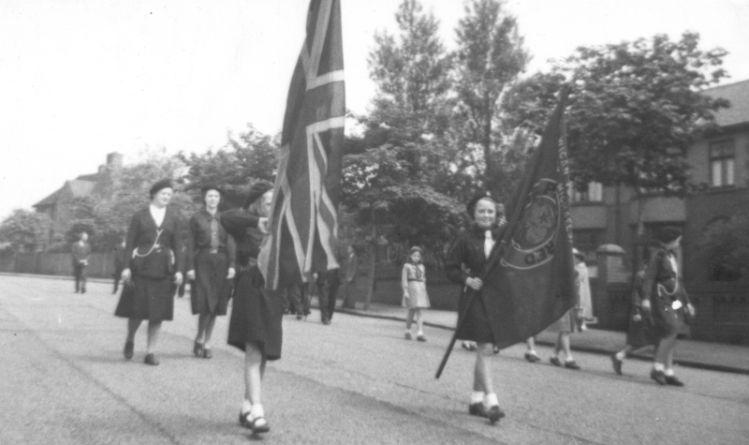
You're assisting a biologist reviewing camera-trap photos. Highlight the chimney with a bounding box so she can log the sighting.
[106,152,123,170]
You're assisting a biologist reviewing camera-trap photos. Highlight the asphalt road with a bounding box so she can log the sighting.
[1,275,748,444]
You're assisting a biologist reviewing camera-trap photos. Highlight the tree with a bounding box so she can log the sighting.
[367,0,453,148]
[506,32,728,194]
[179,124,278,208]
[697,214,749,281]
[0,209,51,253]
[452,0,529,189]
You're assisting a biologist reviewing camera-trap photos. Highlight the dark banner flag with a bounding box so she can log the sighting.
[259,0,345,289]
[484,88,576,350]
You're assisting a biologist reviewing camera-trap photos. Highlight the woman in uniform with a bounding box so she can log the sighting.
[115,179,184,366]
[445,191,506,424]
[220,181,280,434]
[185,185,236,359]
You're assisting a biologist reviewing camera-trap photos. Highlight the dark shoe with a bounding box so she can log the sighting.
[664,375,685,387]
[461,341,476,351]
[405,332,413,340]
[485,405,505,424]
[123,341,134,360]
[611,354,623,375]
[650,369,667,385]
[193,341,203,358]
[296,313,303,321]
[322,319,331,325]
[202,348,212,359]
[524,352,540,363]
[564,360,581,370]
[549,356,562,367]
[416,334,427,342]
[239,411,269,434]
[468,402,486,418]
[144,353,159,366]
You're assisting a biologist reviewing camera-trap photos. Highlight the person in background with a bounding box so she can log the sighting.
[523,337,541,362]
[318,268,341,325]
[574,248,595,330]
[548,254,584,370]
[340,244,359,309]
[185,185,236,359]
[641,227,695,386]
[112,237,127,294]
[71,231,91,293]
[611,258,654,375]
[220,181,278,434]
[114,179,184,366]
[445,191,506,424]
[401,246,430,341]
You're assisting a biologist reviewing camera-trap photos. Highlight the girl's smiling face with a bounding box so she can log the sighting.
[474,198,497,229]
[410,250,422,264]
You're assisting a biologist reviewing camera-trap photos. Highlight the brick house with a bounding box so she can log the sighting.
[33,152,123,248]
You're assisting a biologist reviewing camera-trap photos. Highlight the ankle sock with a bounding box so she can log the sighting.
[470,391,484,405]
[241,399,252,414]
[615,351,625,360]
[250,403,264,418]
[664,368,675,377]
[484,393,499,407]
[653,362,665,372]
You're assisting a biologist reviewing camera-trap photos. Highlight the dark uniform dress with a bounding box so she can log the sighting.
[445,224,506,344]
[626,267,656,348]
[221,208,284,360]
[642,248,691,339]
[187,209,236,316]
[114,207,184,322]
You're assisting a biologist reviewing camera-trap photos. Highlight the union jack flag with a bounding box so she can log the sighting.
[259,0,345,289]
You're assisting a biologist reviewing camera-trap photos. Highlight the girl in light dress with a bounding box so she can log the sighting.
[401,246,430,342]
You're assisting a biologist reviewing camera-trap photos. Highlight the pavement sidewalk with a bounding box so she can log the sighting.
[338,302,749,376]
[4,272,748,375]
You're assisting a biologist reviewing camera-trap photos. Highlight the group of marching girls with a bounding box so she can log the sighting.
[439,190,694,425]
[114,178,279,434]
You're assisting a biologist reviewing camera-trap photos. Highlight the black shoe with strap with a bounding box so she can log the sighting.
[486,405,505,424]
[664,375,685,387]
[468,403,486,418]
[650,369,667,385]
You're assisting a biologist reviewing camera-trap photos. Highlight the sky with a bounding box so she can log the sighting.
[1,0,748,220]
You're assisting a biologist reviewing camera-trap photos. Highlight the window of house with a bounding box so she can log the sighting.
[570,181,603,203]
[709,140,735,187]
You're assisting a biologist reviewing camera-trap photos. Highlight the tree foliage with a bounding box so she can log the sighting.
[504,32,728,193]
[697,214,749,281]
[179,124,278,208]
[367,0,453,145]
[452,0,529,187]
[0,209,51,253]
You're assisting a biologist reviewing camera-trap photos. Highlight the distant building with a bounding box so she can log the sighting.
[570,79,749,284]
[33,152,123,247]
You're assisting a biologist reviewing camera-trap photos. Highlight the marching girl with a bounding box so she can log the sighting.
[641,227,695,386]
[445,191,506,424]
[401,246,430,341]
[220,181,280,434]
[185,185,236,359]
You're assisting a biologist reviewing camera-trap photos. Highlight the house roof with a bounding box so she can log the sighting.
[703,79,749,128]
[33,179,96,209]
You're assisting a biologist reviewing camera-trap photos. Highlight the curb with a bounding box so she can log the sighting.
[337,308,749,376]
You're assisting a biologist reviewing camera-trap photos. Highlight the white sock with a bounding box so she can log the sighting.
[250,403,264,418]
[615,351,625,360]
[470,391,484,404]
[664,368,675,377]
[527,349,537,355]
[241,399,252,414]
[484,393,499,407]
[565,355,575,363]
[653,362,665,372]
